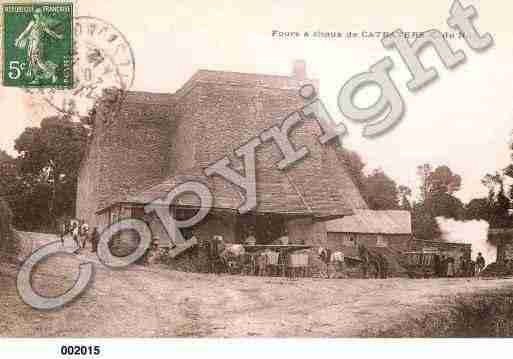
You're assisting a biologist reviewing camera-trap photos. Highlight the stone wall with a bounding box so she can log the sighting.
[76,131,100,228]
[76,93,174,228]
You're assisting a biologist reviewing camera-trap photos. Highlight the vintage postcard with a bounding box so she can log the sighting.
[2,2,73,87]
[0,0,512,357]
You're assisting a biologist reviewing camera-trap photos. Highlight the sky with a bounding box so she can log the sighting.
[1,0,512,203]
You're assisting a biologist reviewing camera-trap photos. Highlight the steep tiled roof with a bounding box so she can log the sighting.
[326,210,412,234]
[118,166,348,217]
[93,69,367,219]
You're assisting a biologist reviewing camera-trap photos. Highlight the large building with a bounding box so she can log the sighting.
[76,64,368,257]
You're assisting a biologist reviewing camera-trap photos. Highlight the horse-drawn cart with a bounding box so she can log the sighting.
[402,251,436,278]
[243,244,313,277]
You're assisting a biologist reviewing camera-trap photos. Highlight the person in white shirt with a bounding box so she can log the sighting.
[80,223,89,248]
[71,223,80,249]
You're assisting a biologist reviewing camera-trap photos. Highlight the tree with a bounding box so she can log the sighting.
[338,147,408,210]
[465,197,492,221]
[12,116,89,229]
[428,165,462,195]
[416,164,464,218]
[427,191,465,220]
[398,185,412,211]
[413,163,464,240]
[417,163,432,202]
[418,164,462,201]
[0,151,18,197]
[412,202,441,240]
[481,172,511,228]
[364,169,400,210]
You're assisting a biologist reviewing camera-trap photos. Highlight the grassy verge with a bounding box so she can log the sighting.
[363,288,513,337]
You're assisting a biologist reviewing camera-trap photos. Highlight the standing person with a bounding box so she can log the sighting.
[506,259,513,275]
[433,253,441,277]
[90,227,99,253]
[358,245,369,279]
[59,219,67,246]
[80,223,89,249]
[208,235,224,274]
[469,260,476,277]
[143,236,160,265]
[440,255,448,278]
[378,253,388,279]
[319,246,332,278]
[459,255,468,277]
[476,252,486,278]
[71,222,80,251]
[447,257,455,278]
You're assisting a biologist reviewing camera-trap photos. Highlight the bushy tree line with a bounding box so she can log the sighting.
[0,116,89,232]
[338,147,504,241]
[338,148,411,212]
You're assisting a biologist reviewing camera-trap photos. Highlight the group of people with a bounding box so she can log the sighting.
[432,252,486,278]
[60,219,100,253]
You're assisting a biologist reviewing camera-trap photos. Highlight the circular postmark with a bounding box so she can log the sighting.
[26,16,135,119]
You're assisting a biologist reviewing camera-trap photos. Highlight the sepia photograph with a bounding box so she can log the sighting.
[0,0,512,356]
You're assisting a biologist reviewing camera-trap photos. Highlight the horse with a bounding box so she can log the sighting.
[357,244,382,279]
[207,236,226,274]
[318,247,345,278]
[219,244,246,274]
[255,251,268,276]
[251,250,280,276]
[79,222,89,248]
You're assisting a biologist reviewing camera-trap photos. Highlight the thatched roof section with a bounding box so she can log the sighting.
[326,210,412,234]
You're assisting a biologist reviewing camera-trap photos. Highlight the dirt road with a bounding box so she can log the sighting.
[1,232,512,337]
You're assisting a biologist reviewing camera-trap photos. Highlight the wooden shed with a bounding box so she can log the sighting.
[325,210,413,254]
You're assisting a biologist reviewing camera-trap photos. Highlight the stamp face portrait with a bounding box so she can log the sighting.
[3,2,73,88]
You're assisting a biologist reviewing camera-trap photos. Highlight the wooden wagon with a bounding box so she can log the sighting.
[402,251,436,278]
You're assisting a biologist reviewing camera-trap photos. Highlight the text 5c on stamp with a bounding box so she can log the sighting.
[3,3,73,88]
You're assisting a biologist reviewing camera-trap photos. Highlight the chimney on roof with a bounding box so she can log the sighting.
[292,59,306,80]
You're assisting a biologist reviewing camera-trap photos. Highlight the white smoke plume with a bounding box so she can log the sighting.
[436,217,496,264]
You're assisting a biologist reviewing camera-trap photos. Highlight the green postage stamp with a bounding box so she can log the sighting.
[3,3,73,88]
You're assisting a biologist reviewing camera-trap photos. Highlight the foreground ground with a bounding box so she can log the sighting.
[1,232,513,337]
